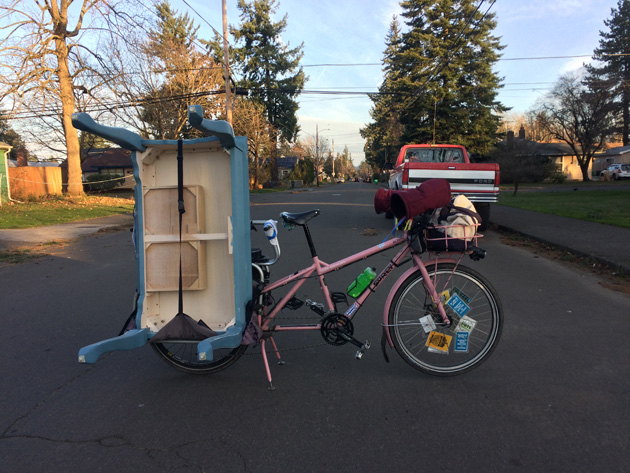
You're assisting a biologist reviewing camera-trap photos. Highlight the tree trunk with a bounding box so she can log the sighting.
[623,87,629,146]
[579,157,591,182]
[55,37,83,197]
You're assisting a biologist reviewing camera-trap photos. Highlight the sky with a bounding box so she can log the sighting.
[173,0,621,163]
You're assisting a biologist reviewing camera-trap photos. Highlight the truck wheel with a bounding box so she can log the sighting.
[476,203,490,232]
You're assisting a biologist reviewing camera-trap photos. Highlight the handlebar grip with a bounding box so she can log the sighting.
[263,220,279,246]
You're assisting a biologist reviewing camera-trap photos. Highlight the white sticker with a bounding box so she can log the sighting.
[456,315,477,333]
[419,315,436,333]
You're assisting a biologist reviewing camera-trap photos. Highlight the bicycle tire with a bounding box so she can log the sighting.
[388,263,502,376]
[151,342,247,375]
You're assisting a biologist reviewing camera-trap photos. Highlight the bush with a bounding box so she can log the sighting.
[85,173,124,192]
[550,170,568,184]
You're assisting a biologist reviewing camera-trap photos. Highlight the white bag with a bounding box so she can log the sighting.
[430,195,480,242]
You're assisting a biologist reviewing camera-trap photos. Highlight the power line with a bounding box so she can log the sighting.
[180,0,223,38]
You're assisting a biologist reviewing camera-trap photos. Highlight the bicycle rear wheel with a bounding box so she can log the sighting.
[151,342,247,375]
[388,263,502,376]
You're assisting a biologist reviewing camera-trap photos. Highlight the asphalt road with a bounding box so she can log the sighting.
[1,182,629,472]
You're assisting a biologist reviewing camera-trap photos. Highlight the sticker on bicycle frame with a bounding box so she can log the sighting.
[454,331,469,353]
[439,290,450,304]
[419,315,436,333]
[447,293,471,318]
[456,315,477,333]
[346,302,359,317]
[426,331,452,354]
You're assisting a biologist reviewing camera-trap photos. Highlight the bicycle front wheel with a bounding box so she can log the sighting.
[388,263,502,376]
[151,342,247,375]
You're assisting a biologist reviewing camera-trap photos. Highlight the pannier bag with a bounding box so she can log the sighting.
[375,179,451,220]
[426,194,481,252]
[374,188,393,215]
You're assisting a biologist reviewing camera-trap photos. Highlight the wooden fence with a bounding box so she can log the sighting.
[8,167,62,199]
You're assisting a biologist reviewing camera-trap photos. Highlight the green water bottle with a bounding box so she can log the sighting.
[347,267,377,298]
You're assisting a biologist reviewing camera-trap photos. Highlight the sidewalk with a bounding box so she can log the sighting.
[0,213,133,252]
[490,205,630,276]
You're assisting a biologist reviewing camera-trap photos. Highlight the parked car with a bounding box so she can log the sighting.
[601,163,630,181]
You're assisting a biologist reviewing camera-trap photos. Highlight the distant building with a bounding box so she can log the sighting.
[60,148,134,188]
[504,128,592,181]
[276,155,300,180]
[593,145,630,175]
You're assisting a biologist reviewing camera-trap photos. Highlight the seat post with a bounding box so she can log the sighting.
[302,223,318,257]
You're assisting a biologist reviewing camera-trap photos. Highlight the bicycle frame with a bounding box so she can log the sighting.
[255,228,465,388]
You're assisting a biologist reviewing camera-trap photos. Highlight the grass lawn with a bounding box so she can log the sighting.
[0,195,134,229]
[498,189,630,229]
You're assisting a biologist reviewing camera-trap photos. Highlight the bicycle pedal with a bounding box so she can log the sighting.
[331,292,349,309]
[355,341,371,360]
[285,297,304,310]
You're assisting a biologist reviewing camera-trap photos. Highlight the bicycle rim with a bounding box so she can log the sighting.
[151,342,247,375]
[388,264,502,376]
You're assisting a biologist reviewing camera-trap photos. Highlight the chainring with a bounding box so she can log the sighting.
[320,314,354,346]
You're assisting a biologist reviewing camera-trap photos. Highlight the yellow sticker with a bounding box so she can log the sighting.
[426,331,452,353]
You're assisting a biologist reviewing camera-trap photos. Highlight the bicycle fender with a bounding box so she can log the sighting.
[382,266,422,349]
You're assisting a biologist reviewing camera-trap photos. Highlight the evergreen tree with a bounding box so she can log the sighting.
[231,0,306,144]
[0,116,31,159]
[361,16,404,171]
[586,0,630,145]
[139,1,223,139]
[367,0,505,158]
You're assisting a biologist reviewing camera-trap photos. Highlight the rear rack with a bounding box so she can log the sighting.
[424,224,482,253]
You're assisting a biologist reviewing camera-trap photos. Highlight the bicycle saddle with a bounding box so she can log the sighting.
[280,209,321,226]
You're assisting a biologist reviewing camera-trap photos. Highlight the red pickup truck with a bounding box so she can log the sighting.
[387,144,500,230]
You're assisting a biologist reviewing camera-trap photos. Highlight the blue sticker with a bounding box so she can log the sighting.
[454,331,469,353]
[447,294,471,317]
[346,302,359,317]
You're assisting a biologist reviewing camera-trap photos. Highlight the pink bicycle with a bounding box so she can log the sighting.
[153,209,503,390]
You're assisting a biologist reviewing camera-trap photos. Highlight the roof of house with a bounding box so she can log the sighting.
[508,138,579,156]
[598,145,630,157]
[60,148,132,172]
[277,156,299,168]
[6,160,59,167]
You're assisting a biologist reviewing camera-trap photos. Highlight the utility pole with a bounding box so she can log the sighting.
[315,124,320,187]
[222,0,232,125]
[332,139,335,178]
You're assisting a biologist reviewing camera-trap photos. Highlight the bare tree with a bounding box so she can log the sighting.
[491,139,555,195]
[0,0,144,195]
[231,98,274,189]
[537,72,617,181]
[121,1,224,140]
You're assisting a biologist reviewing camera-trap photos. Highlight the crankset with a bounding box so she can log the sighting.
[320,313,371,359]
[320,314,355,346]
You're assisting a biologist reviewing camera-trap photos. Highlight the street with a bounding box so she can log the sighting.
[1,182,629,472]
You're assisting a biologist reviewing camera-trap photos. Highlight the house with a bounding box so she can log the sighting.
[60,148,134,188]
[505,127,592,181]
[593,145,630,176]
[276,155,300,180]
